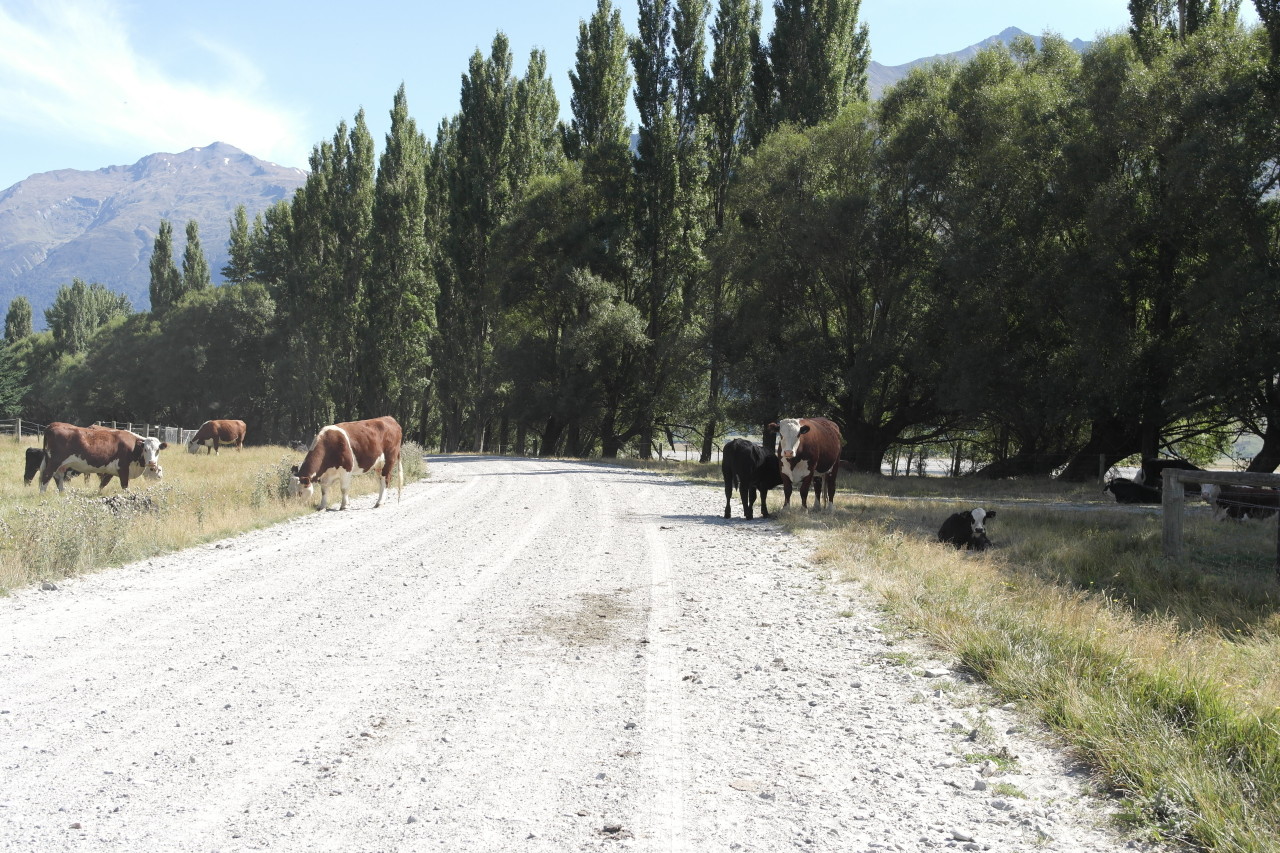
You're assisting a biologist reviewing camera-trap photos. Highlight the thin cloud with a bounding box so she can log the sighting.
[0,0,307,166]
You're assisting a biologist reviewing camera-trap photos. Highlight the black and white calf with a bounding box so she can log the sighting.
[938,508,996,551]
[721,438,784,520]
[1104,477,1162,504]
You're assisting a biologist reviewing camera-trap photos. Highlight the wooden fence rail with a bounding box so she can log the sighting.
[1162,469,1280,577]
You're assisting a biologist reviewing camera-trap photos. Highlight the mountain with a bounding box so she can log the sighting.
[869,27,1093,99]
[0,142,306,319]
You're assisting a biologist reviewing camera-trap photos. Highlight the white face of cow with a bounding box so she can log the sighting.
[186,439,202,455]
[139,437,166,479]
[968,508,987,535]
[776,418,809,459]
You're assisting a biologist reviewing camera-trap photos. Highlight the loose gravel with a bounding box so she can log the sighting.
[0,456,1159,852]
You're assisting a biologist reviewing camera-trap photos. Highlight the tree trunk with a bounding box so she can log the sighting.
[844,422,891,475]
[1058,416,1140,482]
[539,416,566,459]
[973,452,1071,479]
[1247,416,1280,473]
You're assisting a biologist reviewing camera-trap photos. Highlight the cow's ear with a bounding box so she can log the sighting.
[158,442,168,450]
[798,425,810,435]
[986,510,996,520]
[290,465,299,475]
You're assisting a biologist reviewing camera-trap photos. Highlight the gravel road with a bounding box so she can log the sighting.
[0,456,1154,852]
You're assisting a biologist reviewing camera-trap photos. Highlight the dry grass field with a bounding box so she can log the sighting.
[0,436,426,594]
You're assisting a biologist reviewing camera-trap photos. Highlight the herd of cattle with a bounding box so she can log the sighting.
[720,417,996,550]
[1104,458,1280,521]
[20,411,1274,530]
[723,418,1277,549]
[22,416,404,512]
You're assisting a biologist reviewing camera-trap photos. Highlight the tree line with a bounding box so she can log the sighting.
[2,0,1278,478]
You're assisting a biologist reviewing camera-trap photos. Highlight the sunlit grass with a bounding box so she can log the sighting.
[763,484,1280,851]
[0,437,427,594]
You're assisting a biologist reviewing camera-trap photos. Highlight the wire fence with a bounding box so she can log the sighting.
[0,418,196,447]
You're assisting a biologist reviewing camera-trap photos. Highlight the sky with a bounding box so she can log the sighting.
[0,0,1263,193]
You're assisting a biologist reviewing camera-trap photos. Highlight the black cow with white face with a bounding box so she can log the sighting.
[938,508,996,551]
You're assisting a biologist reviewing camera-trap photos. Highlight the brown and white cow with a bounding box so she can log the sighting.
[187,419,247,455]
[39,423,168,493]
[292,416,403,511]
[766,417,843,510]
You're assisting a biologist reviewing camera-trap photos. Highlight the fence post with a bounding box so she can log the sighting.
[1162,469,1185,559]
[13,418,19,441]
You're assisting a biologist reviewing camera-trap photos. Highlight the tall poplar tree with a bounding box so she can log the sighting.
[148,220,182,314]
[182,219,212,295]
[630,0,712,457]
[222,205,255,284]
[700,0,761,460]
[4,296,33,341]
[755,0,869,134]
[363,84,436,432]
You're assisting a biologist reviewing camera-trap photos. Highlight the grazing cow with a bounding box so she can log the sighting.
[292,416,403,511]
[39,423,167,493]
[766,417,843,509]
[187,419,247,455]
[938,508,996,551]
[721,438,784,520]
[1103,477,1162,505]
[23,446,44,485]
[1202,484,1280,521]
[1135,458,1203,494]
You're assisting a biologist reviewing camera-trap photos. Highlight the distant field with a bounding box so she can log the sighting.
[0,437,425,594]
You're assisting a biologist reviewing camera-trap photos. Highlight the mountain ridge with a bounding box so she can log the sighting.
[0,141,306,319]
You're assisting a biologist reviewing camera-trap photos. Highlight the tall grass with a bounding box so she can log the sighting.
[0,438,428,594]
[778,487,1280,851]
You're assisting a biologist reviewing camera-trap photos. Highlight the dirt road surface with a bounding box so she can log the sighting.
[0,456,1150,852]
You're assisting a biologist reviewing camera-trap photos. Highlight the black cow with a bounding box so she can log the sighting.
[721,438,784,520]
[22,447,80,486]
[1104,477,1162,504]
[938,508,996,551]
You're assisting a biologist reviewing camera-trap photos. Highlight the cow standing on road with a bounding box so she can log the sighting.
[292,416,403,511]
[39,423,167,493]
[721,438,784,520]
[187,419,247,455]
[767,417,843,510]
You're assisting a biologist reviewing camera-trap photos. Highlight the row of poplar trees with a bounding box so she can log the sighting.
[7,0,1280,477]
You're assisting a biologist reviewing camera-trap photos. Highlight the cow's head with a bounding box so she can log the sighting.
[775,418,808,459]
[290,465,313,499]
[966,508,995,550]
[186,438,202,454]
[134,437,167,479]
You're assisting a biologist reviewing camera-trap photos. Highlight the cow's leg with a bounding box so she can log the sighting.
[826,471,837,508]
[800,475,811,509]
[782,479,793,507]
[740,482,754,520]
[317,482,330,511]
[373,474,387,508]
[98,474,112,491]
[723,471,734,519]
[338,471,353,510]
[760,489,770,518]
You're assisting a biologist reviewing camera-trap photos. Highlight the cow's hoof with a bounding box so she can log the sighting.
[723,510,730,519]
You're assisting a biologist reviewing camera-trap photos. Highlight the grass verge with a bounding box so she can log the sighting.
[0,438,427,594]
[771,484,1280,852]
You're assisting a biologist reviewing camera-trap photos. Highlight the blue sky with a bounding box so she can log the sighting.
[0,0,1261,192]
